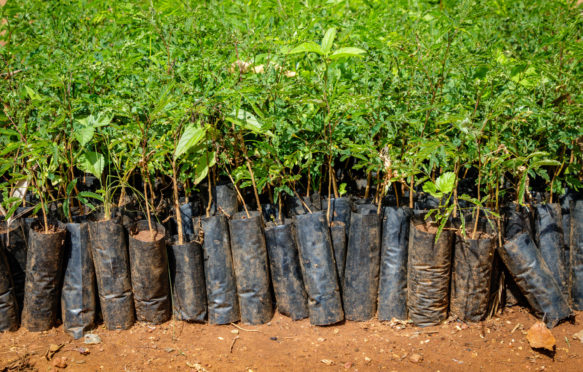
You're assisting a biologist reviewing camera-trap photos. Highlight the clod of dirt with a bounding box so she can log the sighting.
[84,334,102,345]
[573,329,583,343]
[53,356,68,369]
[321,359,334,366]
[526,322,556,351]
[410,353,423,363]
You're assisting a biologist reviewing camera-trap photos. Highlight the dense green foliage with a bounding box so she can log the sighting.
[1,0,582,231]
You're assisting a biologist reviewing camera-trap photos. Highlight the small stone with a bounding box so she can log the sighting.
[317,337,326,342]
[84,334,102,345]
[344,362,353,369]
[270,337,278,341]
[573,329,583,343]
[333,328,339,334]
[410,353,423,363]
[231,330,239,334]
[53,357,68,369]
[526,322,556,351]
[321,359,334,366]
[165,348,175,353]
[364,356,371,363]
[217,337,224,341]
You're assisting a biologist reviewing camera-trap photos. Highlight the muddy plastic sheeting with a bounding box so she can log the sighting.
[378,207,411,321]
[407,216,454,327]
[0,221,27,312]
[89,218,135,330]
[450,232,496,322]
[571,200,583,310]
[343,211,382,321]
[229,212,273,325]
[534,203,567,298]
[128,221,171,324]
[264,222,308,320]
[498,233,571,328]
[22,227,66,332]
[0,246,19,331]
[201,215,240,324]
[294,212,344,326]
[168,240,207,322]
[61,222,97,339]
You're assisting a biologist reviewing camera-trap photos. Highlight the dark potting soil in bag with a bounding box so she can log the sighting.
[354,203,379,216]
[264,222,309,320]
[286,195,311,218]
[378,207,411,321]
[0,246,19,331]
[534,204,567,298]
[329,221,347,292]
[294,212,344,325]
[571,200,583,310]
[201,215,240,324]
[0,220,27,312]
[450,231,496,322]
[61,222,97,339]
[128,221,171,324]
[229,212,273,325]
[168,240,207,322]
[343,211,382,321]
[22,225,66,332]
[261,203,280,224]
[498,233,571,328]
[407,215,454,327]
[89,218,134,330]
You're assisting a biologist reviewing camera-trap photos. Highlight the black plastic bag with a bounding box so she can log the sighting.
[503,204,533,307]
[534,204,567,298]
[343,211,381,321]
[407,215,454,327]
[0,220,27,312]
[329,222,347,292]
[179,200,195,240]
[229,212,273,325]
[22,226,66,331]
[264,222,308,320]
[168,240,207,322]
[294,212,343,325]
[215,184,239,216]
[89,218,135,330]
[571,200,583,310]
[450,231,496,322]
[498,233,571,328]
[61,222,97,338]
[0,246,19,331]
[128,221,171,324]
[321,197,352,232]
[378,207,410,321]
[201,215,240,324]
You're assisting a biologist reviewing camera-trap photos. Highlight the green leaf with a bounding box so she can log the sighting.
[288,41,324,56]
[75,126,95,147]
[321,27,337,54]
[422,181,442,198]
[193,151,216,185]
[435,172,456,194]
[175,124,205,160]
[77,151,105,179]
[329,47,366,60]
[78,191,104,202]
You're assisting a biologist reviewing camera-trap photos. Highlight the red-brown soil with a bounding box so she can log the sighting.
[1,308,582,371]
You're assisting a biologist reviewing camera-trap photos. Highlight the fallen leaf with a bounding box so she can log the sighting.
[526,322,556,351]
[45,344,64,360]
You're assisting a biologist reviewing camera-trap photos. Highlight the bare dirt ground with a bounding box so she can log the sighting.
[1,307,582,372]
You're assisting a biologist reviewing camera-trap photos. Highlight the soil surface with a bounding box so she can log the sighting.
[1,308,582,371]
[131,230,162,242]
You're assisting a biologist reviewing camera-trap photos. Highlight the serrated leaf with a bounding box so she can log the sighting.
[329,47,366,60]
[288,41,324,56]
[175,124,205,160]
[321,27,337,54]
[77,151,105,179]
[423,181,442,198]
